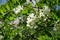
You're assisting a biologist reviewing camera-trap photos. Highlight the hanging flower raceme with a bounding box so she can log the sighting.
[26,13,37,28]
[26,5,50,29]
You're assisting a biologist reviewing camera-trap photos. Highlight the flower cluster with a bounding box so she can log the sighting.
[12,5,23,14]
[53,20,60,31]
[9,16,23,26]
[39,6,50,17]
[26,13,37,28]
[9,17,20,26]
[26,5,50,29]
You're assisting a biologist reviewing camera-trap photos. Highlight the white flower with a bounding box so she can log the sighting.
[26,13,36,28]
[53,27,57,31]
[39,9,45,17]
[0,35,4,40]
[10,27,14,30]
[26,0,30,4]
[27,19,33,24]
[34,26,38,29]
[26,6,50,29]
[13,5,23,14]
[32,0,36,7]
[44,6,50,14]
[10,18,20,25]
[9,16,24,26]
[44,18,46,21]
[18,16,24,23]
[19,17,23,19]
[27,24,30,27]
[29,13,35,18]
[44,6,48,10]
[39,6,50,17]
[27,13,35,23]
[13,18,20,25]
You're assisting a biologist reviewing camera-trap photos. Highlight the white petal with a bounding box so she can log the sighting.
[27,24,30,27]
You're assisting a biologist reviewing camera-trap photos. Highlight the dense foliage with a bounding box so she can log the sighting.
[0,0,60,40]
